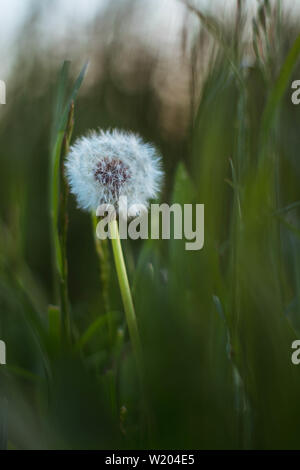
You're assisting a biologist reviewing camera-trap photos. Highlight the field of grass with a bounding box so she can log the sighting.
[1,0,300,449]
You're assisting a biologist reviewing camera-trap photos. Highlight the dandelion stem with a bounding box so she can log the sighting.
[109,218,143,375]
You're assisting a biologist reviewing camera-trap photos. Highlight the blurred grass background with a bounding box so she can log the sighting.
[1,0,300,449]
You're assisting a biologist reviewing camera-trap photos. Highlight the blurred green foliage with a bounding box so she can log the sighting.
[1,0,300,449]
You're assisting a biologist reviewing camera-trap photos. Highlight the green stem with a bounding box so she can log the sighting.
[109,218,142,376]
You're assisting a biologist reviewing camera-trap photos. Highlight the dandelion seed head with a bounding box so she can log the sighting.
[65,129,163,214]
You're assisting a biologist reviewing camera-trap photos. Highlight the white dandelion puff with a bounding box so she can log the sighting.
[65,128,163,214]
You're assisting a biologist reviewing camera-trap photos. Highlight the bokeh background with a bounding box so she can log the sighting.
[1,0,300,449]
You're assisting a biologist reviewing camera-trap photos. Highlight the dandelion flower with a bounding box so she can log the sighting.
[65,128,163,214]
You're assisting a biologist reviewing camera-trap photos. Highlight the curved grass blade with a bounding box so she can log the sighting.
[75,311,119,351]
[49,61,88,340]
